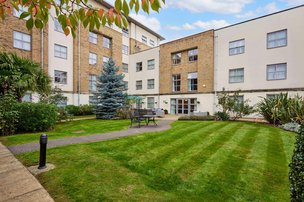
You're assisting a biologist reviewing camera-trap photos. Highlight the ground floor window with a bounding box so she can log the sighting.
[147,97,155,109]
[170,98,197,114]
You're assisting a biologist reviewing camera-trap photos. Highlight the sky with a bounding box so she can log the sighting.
[107,0,304,42]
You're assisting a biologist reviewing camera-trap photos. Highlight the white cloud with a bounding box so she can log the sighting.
[236,2,279,19]
[165,0,252,14]
[129,13,161,32]
[283,0,304,6]
[166,20,230,31]
[264,2,279,13]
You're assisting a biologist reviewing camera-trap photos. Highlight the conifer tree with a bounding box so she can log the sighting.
[95,58,125,119]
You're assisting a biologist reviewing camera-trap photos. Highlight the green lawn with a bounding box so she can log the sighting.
[18,121,295,201]
[0,119,130,146]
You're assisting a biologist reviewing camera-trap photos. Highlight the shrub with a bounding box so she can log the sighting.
[164,109,168,114]
[65,105,80,116]
[116,108,130,120]
[0,93,19,136]
[57,108,73,122]
[178,115,215,121]
[214,111,230,121]
[289,124,304,201]
[15,103,58,132]
[65,105,94,116]
[280,122,301,133]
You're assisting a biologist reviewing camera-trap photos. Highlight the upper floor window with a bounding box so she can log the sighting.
[136,62,142,72]
[147,97,155,108]
[13,6,29,19]
[103,36,111,48]
[54,70,67,84]
[188,48,198,61]
[267,29,287,49]
[172,74,181,92]
[142,35,147,44]
[89,52,97,65]
[136,80,142,90]
[229,68,244,83]
[103,56,109,66]
[54,44,67,59]
[13,31,31,51]
[149,39,155,46]
[147,79,155,89]
[188,72,198,91]
[54,18,64,33]
[122,63,128,73]
[267,63,287,81]
[89,32,97,44]
[172,52,181,65]
[229,39,245,56]
[89,74,97,92]
[122,28,129,37]
[147,59,155,70]
[122,45,129,55]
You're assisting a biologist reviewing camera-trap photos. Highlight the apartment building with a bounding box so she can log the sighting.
[214,5,304,109]
[0,0,164,105]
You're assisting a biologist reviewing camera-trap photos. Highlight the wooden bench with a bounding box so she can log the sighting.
[129,109,155,128]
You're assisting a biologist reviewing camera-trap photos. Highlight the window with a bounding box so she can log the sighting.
[229,68,244,83]
[147,97,155,109]
[89,74,97,92]
[147,59,155,70]
[136,80,142,90]
[13,31,31,51]
[142,35,147,44]
[172,74,181,92]
[229,39,245,55]
[136,62,142,72]
[54,44,67,59]
[89,52,97,65]
[267,63,287,81]
[122,63,128,73]
[172,53,181,65]
[54,18,63,33]
[230,95,244,104]
[188,49,198,61]
[54,70,67,84]
[188,72,198,91]
[147,79,155,89]
[13,6,29,19]
[103,56,109,65]
[149,39,155,46]
[122,28,129,37]
[267,29,287,49]
[22,93,32,102]
[89,32,97,44]
[103,36,111,48]
[122,45,129,55]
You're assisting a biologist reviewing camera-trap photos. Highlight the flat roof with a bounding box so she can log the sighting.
[98,0,165,40]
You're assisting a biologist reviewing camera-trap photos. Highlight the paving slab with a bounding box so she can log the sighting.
[0,143,54,202]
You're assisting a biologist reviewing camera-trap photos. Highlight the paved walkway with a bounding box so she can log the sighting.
[9,119,175,155]
[0,143,54,202]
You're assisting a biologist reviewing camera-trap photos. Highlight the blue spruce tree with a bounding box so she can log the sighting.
[95,58,125,119]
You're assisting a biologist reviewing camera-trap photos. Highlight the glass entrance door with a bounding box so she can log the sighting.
[171,98,197,115]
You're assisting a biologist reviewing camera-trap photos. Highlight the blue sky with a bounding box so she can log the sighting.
[108,0,304,42]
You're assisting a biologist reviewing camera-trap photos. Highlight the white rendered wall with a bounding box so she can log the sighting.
[215,6,304,92]
[130,22,159,47]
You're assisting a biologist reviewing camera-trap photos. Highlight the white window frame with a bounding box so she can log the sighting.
[89,52,97,65]
[188,72,198,91]
[122,28,129,37]
[147,97,155,109]
[54,70,67,84]
[188,49,198,61]
[89,32,98,44]
[172,53,181,65]
[136,62,142,72]
[229,68,244,83]
[149,39,155,46]
[172,74,181,92]
[142,35,147,44]
[122,63,128,73]
[229,39,245,56]
[54,44,67,59]
[267,63,287,81]
[267,29,287,49]
[147,79,155,89]
[122,45,129,55]
[147,59,155,70]
[103,36,111,48]
[54,18,64,33]
[13,31,31,51]
[89,74,97,92]
[136,80,142,90]
[103,56,109,66]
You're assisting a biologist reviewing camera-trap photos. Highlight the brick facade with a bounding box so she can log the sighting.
[159,30,214,94]
[129,38,151,54]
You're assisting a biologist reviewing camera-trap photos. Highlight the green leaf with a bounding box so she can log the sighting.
[129,0,135,10]
[35,19,43,29]
[11,2,19,11]
[26,18,34,30]
[135,0,140,13]
[122,0,129,16]
[114,0,122,13]
[122,16,128,28]
[83,17,90,28]
[20,12,30,19]
[89,17,95,31]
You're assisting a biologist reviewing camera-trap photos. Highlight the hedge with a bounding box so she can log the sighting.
[178,115,215,121]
